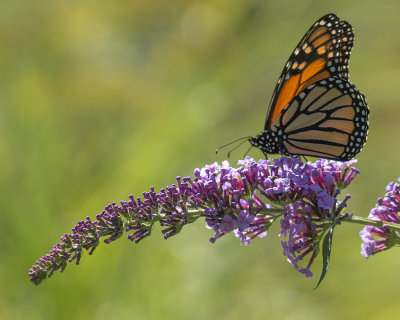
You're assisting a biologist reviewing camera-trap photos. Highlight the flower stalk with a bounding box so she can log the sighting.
[345,215,400,232]
[28,157,400,286]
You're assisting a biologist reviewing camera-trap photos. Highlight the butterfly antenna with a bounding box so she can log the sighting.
[216,136,252,155]
[227,139,250,158]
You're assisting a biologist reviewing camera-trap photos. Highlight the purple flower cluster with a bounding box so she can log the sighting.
[360,180,400,258]
[274,158,355,278]
[29,157,359,286]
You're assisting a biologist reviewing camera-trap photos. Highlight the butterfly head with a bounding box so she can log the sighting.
[249,130,282,156]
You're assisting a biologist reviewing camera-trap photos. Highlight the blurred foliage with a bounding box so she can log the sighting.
[1,0,400,319]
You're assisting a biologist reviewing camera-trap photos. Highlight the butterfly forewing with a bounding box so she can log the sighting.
[338,20,355,80]
[265,13,354,129]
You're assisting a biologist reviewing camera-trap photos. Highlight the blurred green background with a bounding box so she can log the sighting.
[2,0,400,319]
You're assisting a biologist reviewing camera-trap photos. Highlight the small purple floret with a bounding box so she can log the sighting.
[237,210,254,231]
[359,181,400,258]
[317,191,335,209]
[220,215,238,232]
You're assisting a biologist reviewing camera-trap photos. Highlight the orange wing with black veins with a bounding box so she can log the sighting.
[265,14,355,128]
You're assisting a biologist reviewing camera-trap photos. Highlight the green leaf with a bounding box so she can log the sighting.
[314,226,335,289]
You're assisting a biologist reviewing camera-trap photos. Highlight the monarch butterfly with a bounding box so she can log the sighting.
[247,13,369,161]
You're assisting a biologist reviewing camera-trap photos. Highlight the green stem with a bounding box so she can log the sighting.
[258,208,286,215]
[185,207,285,216]
[343,215,400,232]
[189,207,400,232]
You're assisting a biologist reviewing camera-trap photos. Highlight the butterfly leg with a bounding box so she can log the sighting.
[243,144,253,158]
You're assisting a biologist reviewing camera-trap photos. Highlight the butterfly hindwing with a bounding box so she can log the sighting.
[270,77,369,160]
[265,14,355,129]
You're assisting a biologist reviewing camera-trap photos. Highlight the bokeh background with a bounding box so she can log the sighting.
[2,0,400,319]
